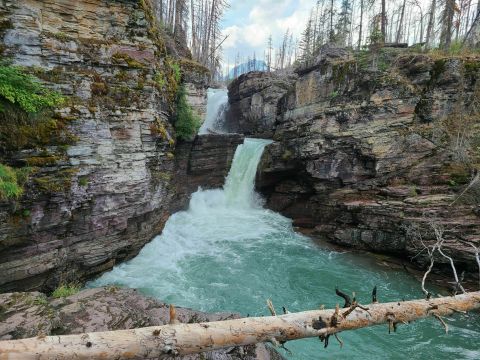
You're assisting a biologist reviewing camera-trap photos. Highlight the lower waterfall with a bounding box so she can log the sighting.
[90,138,479,359]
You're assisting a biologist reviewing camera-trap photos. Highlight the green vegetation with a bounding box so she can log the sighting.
[169,61,181,84]
[408,186,418,197]
[0,64,74,153]
[32,296,48,306]
[329,90,339,99]
[51,283,80,298]
[0,164,30,200]
[178,58,209,75]
[78,176,88,187]
[34,168,78,194]
[111,52,146,69]
[154,71,167,89]
[174,85,200,141]
[0,64,64,113]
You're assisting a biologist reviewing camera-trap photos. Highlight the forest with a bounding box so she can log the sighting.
[153,0,480,76]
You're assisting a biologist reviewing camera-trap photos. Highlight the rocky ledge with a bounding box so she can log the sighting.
[0,287,283,359]
[225,72,297,138]
[228,46,480,277]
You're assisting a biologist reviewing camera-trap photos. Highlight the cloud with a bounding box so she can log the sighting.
[220,0,317,72]
[223,25,242,49]
[243,24,269,47]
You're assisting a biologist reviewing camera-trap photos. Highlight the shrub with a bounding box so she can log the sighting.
[174,85,200,141]
[51,283,80,298]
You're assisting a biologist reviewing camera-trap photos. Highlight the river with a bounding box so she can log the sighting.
[90,137,480,359]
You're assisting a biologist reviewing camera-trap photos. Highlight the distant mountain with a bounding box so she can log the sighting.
[228,59,268,79]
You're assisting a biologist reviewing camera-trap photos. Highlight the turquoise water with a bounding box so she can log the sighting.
[90,139,480,359]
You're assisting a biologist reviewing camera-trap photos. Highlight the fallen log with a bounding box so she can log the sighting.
[1,291,479,359]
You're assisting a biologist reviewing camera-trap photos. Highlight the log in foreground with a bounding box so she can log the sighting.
[1,291,479,359]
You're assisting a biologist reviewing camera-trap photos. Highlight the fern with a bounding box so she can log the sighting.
[0,65,64,113]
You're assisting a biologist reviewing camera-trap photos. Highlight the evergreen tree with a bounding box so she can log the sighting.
[336,0,352,46]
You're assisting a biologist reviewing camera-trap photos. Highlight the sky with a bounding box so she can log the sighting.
[220,0,317,73]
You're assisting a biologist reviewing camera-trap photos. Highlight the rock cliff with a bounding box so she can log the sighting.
[0,0,177,292]
[229,47,480,275]
[225,72,296,138]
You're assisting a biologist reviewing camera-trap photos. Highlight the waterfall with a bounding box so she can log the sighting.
[199,88,228,134]
[89,138,277,295]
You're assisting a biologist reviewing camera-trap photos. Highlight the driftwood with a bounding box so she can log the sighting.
[0,291,479,359]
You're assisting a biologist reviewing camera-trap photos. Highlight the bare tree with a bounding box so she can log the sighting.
[381,0,387,42]
[440,0,457,49]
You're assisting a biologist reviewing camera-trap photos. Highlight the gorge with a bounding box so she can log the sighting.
[0,0,480,359]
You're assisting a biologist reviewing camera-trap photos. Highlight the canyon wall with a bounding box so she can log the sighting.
[0,0,177,292]
[0,0,236,293]
[228,47,480,273]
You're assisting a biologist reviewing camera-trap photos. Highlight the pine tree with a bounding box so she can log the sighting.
[336,0,352,46]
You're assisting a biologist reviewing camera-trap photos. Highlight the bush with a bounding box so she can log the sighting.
[169,61,181,84]
[51,283,80,298]
[0,163,30,200]
[174,85,200,141]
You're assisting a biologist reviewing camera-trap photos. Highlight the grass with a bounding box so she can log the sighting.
[0,164,31,200]
[78,176,88,187]
[51,283,80,298]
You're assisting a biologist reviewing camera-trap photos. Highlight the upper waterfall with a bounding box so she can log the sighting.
[199,88,228,134]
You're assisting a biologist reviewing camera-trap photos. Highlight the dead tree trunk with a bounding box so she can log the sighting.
[465,7,480,47]
[1,292,479,360]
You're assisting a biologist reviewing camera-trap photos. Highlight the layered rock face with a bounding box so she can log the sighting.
[0,0,192,292]
[234,48,480,272]
[0,288,283,359]
[172,134,244,212]
[182,59,210,120]
[225,72,296,138]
